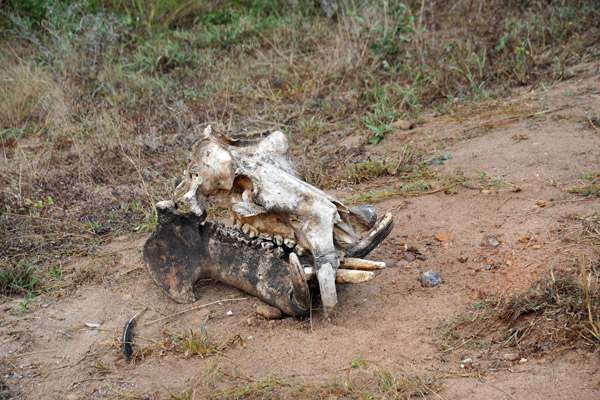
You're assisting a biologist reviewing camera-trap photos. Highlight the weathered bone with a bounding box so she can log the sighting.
[145,126,393,316]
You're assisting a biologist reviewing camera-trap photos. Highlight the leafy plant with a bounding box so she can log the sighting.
[0,262,39,296]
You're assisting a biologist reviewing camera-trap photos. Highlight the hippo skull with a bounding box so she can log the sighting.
[174,126,383,314]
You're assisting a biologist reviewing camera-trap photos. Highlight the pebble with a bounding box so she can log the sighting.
[419,270,442,287]
[391,119,412,130]
[502,353,520,362]
[483,237,500,247]
[403,253,416,262]
[382,258,396,267]
[256,304,282,319]
[65,395,80,400]
[246,317,257,326]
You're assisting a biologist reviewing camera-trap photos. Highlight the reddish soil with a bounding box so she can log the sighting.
[2,66,599,399]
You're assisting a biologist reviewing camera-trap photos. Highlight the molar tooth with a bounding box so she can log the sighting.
[273,247,285,258]
[259,233,271,241]
[283,238,296,249]
[234,218,243,229]
[242,223,251,235]
[273,234,283,246]
[248,225,258,238]
[261,242,274,251]
[295,245,306,256]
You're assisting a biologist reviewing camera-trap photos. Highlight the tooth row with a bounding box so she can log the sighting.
[217,223,307,255]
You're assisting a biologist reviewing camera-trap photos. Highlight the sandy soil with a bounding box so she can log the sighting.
[2,67,599,399]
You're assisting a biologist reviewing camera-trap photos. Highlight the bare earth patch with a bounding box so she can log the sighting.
[2,72,599,399]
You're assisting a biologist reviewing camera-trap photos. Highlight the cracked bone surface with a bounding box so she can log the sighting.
[174,126,391,314]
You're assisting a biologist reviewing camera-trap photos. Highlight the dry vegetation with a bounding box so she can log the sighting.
[1,0,600,398]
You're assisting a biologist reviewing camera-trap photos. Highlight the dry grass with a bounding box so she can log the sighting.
[1,0,599,302]
[442,260,600,359]
[198,356,441,400]
[0,61,68,131]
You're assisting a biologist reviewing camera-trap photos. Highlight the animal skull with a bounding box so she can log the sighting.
[174,126,381,314]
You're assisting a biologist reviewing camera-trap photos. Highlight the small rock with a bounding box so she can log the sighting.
[484,264,491,270]
[246,317,257,326]
[502,353,520,362]
[461,357,473,369]
[391,119,412,130]
[382,258,396,268]
[256,304,282,319]
[65,395,80,400]
[518,358,528,364]
[226,310,234,316]
[435,233,455,242]
[419,270,442,288]
[457,256,468,263]
[403,253,416,262]
[196,308,213,318]
[488,238,500,247]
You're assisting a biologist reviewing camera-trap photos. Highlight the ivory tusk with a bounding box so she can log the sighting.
[303,267,375,284]
[340,258,386,270]
[335,269,375,284]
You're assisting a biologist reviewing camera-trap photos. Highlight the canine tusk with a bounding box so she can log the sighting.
[303,266,375,284]
[340,258,386,270]
[335,269,375,284]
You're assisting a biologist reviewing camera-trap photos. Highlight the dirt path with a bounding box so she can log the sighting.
[2,71,599,399]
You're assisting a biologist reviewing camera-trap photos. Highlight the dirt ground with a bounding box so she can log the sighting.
[2,66,599,399]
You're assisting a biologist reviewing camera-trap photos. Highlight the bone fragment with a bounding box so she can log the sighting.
[335,269,375,284]
[340,258,386,270]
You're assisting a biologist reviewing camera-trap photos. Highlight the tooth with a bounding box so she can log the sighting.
[248,225,258,238]
[295,246,306,256]
[259,233,271,241]
[273,247,285,257]
[261,242,274,251]
[251,239,260,247]
[242,224,251,235]
[284,238,296,248]
[273,234,283,246]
